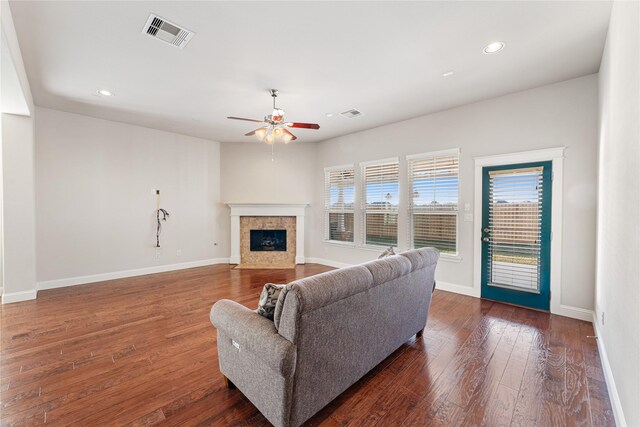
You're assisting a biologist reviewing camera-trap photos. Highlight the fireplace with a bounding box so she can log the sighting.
[227,203,308,266]
[238,216,296,267]
[250,230,287,252]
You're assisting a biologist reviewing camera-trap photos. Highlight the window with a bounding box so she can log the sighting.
[324,165,355,243]
[408,150,459,254]
[362,159,399,247]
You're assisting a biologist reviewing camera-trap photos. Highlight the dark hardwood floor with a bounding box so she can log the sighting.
[0,264,614,426]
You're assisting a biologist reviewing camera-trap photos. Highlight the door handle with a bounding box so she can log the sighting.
[483,227,490,233]
[483,237,490,242]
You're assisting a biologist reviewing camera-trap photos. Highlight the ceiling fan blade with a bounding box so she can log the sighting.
[227,116,265,123]
[244,128,265,136]
[286,122,320,130]
[282,128,297,142]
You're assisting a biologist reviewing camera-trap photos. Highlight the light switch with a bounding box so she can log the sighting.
[464,203,471,212]
[464,213,473,222]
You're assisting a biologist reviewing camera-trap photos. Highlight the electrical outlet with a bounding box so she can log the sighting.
[176,249,182,256]
[155,248,161,260]
[601,312,605,325]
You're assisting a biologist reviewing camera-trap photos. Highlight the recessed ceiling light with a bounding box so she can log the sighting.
[483,41,505,54]
[97,89,113,96]
[442,71,454,77]
[326,113,333,117]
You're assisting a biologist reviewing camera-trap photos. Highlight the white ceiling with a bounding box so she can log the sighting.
[10,1,611,143]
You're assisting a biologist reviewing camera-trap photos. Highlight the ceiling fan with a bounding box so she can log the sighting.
[227,89,320,144]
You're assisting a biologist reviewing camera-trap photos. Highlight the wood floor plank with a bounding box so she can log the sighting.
[482,383,519,427]
[563,318,592,427]
[0,264,616,426]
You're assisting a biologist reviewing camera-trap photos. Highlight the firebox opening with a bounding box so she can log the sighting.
[250,230,287,252]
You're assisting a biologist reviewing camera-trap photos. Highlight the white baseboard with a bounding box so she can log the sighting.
[552,304,595,322]
[305,257,352,269]
[2,289,38,304]
[37,258,230,291]
[435,281,477,297]
[592,312,628,427]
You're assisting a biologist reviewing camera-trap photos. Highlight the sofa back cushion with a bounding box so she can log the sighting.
[273,264,373,341]
[362,254,412,285]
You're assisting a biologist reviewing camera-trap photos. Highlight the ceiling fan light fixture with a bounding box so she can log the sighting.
[282,133,293,144]
[265,132,275,144]
[274,127,284,138]
[255,128,267,141]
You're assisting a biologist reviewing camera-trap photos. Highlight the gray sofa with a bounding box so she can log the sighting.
[210,247,439,427]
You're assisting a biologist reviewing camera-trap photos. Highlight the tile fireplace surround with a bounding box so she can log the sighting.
[227,203,308,265]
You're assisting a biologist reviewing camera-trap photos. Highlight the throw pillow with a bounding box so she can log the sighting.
[378,246,396,259]
[257,283,286,320]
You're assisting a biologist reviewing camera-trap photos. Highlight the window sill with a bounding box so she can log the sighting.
[358,244,397,253]
[323,240,356,248]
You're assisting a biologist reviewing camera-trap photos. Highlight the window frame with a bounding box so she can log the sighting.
[360,157,400,249]
[324,164,356,245]
[407,148,461,256]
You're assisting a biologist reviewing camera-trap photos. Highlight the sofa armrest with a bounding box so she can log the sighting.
[210,299,296,377]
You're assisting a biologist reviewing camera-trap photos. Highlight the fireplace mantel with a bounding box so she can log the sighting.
[227,203,309,265]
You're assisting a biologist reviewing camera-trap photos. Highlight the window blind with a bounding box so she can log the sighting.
[487,167,543,292]
[324,166,355,242]
[362,160,399,246]
[408,153,459,253]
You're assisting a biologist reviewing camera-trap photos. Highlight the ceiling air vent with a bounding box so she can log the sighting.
[340,109,363,119]
[142,14,195,49]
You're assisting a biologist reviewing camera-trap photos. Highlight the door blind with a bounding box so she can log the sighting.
[408,153,459,253]
[362,160,399,246]
[324,166,355,242]
[487,167,543,292]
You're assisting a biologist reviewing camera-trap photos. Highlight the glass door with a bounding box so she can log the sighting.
[481,161,552,311]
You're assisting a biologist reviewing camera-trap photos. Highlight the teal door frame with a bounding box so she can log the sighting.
[480,161,552,311]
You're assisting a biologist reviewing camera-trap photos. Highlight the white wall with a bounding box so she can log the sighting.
[1,0,33,114]
[220,142,317,204]
[309,75,599,313]
[220,141,318,257]
[1,113,36,301]
[1,0,37,303]
[596,1,640,425]
[1,31,30,116]
[35,107,226,286]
